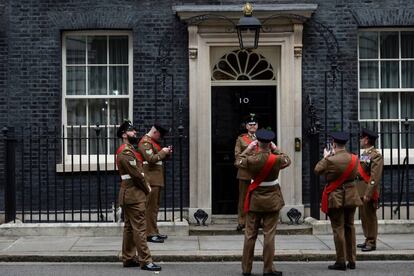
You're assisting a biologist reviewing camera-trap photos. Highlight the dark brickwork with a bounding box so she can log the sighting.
[0,0,8,208]
[1,0,414,212]
[301,0,414,204]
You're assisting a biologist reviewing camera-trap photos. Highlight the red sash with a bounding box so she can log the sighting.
[243,154,278,213]
[115,144,143,168]
[358,163,379,202]
[321,154,358,214]
[242,134,259,152]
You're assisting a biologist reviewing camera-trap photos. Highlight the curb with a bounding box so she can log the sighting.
[1,251,414,262]
[305,218,414,235]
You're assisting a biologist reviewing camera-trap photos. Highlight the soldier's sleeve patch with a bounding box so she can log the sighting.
[145,149,153,155]
[129,160,136,166]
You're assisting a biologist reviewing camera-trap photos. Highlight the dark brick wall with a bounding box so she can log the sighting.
[301,0,414,204]
[1,0,414,212]
[0,0,190,212]
[0,0,8,208]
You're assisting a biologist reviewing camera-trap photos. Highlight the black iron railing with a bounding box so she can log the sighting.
[307,117,414,220]
[1,125,187,223]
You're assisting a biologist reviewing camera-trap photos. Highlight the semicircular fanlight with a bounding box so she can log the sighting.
[212,50,276,81]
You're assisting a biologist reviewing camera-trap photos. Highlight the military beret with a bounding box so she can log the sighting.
[153,123,170,138]
[330,131,349,144]
[117,119,135,138]
[361,128,378,140]
[256,128,275,143]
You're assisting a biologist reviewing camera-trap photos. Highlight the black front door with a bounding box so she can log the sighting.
[211,86,277,214]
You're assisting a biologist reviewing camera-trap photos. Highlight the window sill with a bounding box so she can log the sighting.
[374,149,414,166]
[56,162,117,173]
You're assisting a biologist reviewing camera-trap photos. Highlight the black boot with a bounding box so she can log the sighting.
[141,262,162,271]
[361,245,376,252]
[157,233,168,240]
[236,224,245,232]
[328,262,346,270]
[357,243,366,248]
[147,235,164,243]
[347,262,356,269]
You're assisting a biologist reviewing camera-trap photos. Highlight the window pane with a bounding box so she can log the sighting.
[109,99,129,125]
[401,31,414,58]
[89,126,107,155]
[379,92,398,119]
[401,93,414,119]
[360,121,378,132]
[88,36,107,64]
[109,66,128,95]
[66,66,86,95]
[380,122,399,149]
[401,122,414,148]
[66,36,86,64]
[109,127,119,154]
[360,92,378,119]
[109,36,128,64]
[359,32,378,59]
[66,99,87,125]
[88,66,107,95]
[67,127,87,155]
[360,61,378,88]
[380,32,398,58]
[88,99,108,126]
[381,61,399,88]
[402,61,414,88]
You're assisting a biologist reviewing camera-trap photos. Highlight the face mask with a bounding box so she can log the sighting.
[127,134,139,145]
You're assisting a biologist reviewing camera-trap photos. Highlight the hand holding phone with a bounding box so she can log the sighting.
[324,143,333,158]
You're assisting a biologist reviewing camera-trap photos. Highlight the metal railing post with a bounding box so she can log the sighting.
[3,127,17,223]
[94,125,104,221]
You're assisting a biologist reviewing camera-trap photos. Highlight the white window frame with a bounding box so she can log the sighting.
[358,28,414,164]
[60,30,133,171]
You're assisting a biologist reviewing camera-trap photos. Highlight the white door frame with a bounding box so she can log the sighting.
[187,25,305,223]
[175,3,317,224]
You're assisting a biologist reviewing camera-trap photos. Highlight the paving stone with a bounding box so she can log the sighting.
[5,237,79,252]
[71,237,121,251]
[199,235,252,250]
[149,236,199,251]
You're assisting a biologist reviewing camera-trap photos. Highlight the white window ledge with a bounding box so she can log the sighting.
[56,162,117,173]
[361,149,414,166]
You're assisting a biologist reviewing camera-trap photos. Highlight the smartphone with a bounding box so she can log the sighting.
[326,142,332,154]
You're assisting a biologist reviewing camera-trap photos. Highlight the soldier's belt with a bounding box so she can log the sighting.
[143,161,163,165]
[251,179,279,187]
[121,174,131,180]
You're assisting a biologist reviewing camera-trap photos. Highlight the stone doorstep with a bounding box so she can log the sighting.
[305,217,414,235]
[0,221,189,237]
